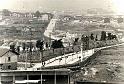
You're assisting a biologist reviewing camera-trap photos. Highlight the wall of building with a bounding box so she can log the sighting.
[0,62,17,70]
[0,51,18,70]
[0,51,18,64]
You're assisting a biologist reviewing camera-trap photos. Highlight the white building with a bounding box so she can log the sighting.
[41,14,49,21]
[0,48,19,70]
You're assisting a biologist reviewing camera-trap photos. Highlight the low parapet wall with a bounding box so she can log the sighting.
[41,42,124,69]
[75,81,124,84]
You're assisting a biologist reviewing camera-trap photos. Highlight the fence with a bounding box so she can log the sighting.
[18,45,81,62]
[17,39,119,63]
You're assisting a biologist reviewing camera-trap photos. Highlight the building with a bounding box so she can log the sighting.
[41,14,49,21]
[0,69,70,84]
[104,18,110,23]
[117,17,123,23]
[0,48,19,70]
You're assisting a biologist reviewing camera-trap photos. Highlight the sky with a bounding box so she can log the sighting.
[0,0,123,14]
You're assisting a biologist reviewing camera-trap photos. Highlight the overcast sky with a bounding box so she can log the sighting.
[0,0,117,12]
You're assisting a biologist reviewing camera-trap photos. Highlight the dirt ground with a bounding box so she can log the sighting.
[70,45,124,83]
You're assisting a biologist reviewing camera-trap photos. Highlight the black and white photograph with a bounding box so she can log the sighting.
[0,0,124,84]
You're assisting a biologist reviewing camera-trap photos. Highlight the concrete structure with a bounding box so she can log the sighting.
[32,49,95,69]
[0,69,70,84]
[75,81,124,84]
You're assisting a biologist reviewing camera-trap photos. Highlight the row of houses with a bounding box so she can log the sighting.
[60,14,124,23]
[0,11,53,21]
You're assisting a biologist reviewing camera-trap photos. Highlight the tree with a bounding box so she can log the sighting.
[51,39,64,49]
[51,40,57,49]
[10,44,15,52]
[17,46,20,53]
[36,40,41,48]
[117,17,123,23]
[81,35,85,42]
[36,40,44,51]
[36,40,44,63]
[57,39,64,48]
[95,35,98,41]
[28,42,33,52]
[73,38,79,45]
[90,33,94,40]
[34,11,41,18]
[104,18,110,23]
[107,33,112,40]
[111,34,117,40]
[45,42,49,48]
[2,9,11,16]
[100,31,107,41]
[22,42,26,52]
[85,36,89,50]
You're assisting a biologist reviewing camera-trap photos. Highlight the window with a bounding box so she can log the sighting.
[8,57,11,62]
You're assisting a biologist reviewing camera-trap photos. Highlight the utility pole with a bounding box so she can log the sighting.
[25,50,28,70]
[81,35,85,62]
[49,33,51,48]
[80,42,84,62]
[29,26,33,67]
[26,26,33,68]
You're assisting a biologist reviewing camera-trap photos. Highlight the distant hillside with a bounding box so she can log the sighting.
[87,8,115,15]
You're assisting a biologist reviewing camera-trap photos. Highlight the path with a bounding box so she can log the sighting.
[44,18,60,40]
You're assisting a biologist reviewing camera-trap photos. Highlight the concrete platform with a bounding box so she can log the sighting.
[0,69,70,84]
